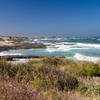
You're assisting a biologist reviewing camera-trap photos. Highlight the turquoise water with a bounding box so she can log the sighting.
[1,37,100,62]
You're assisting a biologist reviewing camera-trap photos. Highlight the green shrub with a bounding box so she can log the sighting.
[77,62,100,77]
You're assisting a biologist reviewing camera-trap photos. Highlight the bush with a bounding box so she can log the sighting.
[0,58,78,91]
[15,64,35,82]
[0,59,16,77]
[42,57,65,67]
[65,61,100,77]
[77,62,100,77]
[33,66,78,91]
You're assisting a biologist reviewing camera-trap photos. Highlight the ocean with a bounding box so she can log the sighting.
[1,37,100,63]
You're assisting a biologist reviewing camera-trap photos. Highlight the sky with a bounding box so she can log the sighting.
[0,0,100,37]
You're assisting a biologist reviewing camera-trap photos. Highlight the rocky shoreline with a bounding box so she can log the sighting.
[0,42,46,52]
[0,36,47,52]
[0,55,43,61]
[0,55,65,63]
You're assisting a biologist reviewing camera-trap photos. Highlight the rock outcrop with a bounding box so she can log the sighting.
[0,42,46,52]
[0,36,48,51]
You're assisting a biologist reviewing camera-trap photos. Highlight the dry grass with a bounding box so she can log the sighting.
[79,76,100,86]
[0,57,100,100]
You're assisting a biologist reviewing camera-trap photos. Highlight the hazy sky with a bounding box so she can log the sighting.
[0,0,100,36]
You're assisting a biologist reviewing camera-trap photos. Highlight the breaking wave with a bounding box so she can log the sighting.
[46,42,89,52]
[77,43,100,48]
[74,53,100,63]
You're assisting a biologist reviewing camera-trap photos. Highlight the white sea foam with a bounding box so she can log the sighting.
[13,58,29,63]
[0,52,23,56]
[74,53,100,63]
[77,43,100,48]
[34,39,38,42]
[40,38,62,41]
[31,42,36,43]
[46,42,88,52]
[46,46,71,52]
[71,37,81,40]
[43,43,54,45]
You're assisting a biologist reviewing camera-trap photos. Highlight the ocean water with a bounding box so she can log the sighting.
[1,37,100,63]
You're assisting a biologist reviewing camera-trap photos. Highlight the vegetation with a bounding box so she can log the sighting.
[0,57,100,100]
